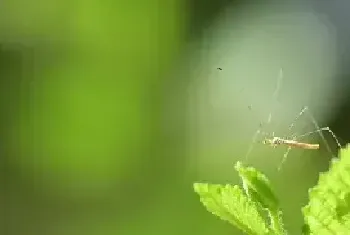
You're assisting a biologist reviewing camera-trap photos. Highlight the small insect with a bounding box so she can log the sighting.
[258,108,342,171]
[217,67,222,70]
[244,68,343,170]
[263,136,319,150]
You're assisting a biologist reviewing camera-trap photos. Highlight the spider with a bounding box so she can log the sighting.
[244,68,342,170]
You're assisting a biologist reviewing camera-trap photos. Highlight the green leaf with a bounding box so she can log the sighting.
[235,161,279,212]
[194,183,269,235]
[302,145,350,234]
[235,162,285,235]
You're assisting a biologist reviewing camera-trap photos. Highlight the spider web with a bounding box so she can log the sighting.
[244,68,342,170]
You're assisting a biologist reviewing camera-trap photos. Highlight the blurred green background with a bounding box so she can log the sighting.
[0,1,348,235]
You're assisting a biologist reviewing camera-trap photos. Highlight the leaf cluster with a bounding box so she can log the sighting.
[194,145,350,235]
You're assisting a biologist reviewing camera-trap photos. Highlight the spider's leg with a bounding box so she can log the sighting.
[245,127,262,161]
[297,127,341,158]
[245,69,284,161]
[297,107,341,158]
[288,106,309,131]
[278,146,292,171]
[274,106,308,170]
